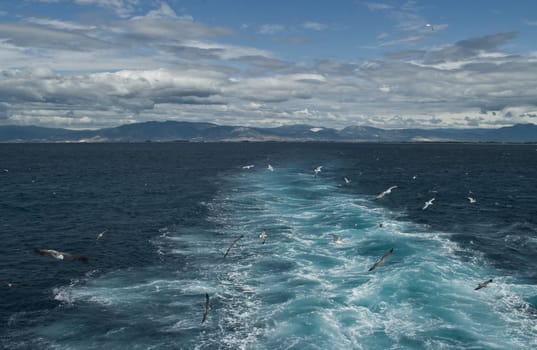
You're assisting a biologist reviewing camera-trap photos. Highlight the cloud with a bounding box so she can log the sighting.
[0,68,228,119]
[366,2,393,11]
[366,0,446,47]
[302,21,326,31]
[0,102,9,120]
[74,0,140,17]
[259,24,285,35]
[385,49,426,60]
[122,14,232,42]
[424,32,517,64]
[0,23,110,50]
[23,17,97,31]
[1,4,536,130]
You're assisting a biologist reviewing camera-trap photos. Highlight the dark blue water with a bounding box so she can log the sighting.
[1,143,536,349]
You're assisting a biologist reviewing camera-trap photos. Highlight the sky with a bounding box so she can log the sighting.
[0,0,537,130]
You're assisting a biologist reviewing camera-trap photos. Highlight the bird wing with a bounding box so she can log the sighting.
[368,260,381,271]
[224,235,244,257]
[61,251,89,263]
[368,249,393,271]
[202,293,210,323]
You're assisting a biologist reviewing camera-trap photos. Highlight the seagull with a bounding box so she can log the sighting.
[331,234,343,244]
[34,248,88,263]
[224,235,244,257]
[344,177,351,184]
[368,248,394,271]
[425,23,434,31]
[267,164,274,172]
[376,186,397,199]
[242,165,255,169]
[468,196,477,204]
[201,293,211,323]
[95,229,108,241]
[422,198,435,210]
[314,166,323,176]
[412,175,417,180]
[474,279,493,291]
[259,229,267,244]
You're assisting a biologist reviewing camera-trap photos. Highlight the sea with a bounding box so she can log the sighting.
[1,142,536,350]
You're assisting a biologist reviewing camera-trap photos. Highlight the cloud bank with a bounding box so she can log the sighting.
[0,2,536,129]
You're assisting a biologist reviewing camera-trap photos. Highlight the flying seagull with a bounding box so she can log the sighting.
[368,248,393,271]
[426,23,434,31]
[468,196,477,204]
[422,198,435,210]
[267,164,274,172]
[34,248,88,263]
[259,230,267,244]
[242,165,255,169]
[376,186,398,199]
[474,279,493,290]
[224,235,244,257]
[95,229,108,241]
[344,177,351,184]
[201,293,211,323]
[314,166,323,176]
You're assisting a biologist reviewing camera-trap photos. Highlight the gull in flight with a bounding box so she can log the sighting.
[425,23,434,31]
[474,279,493,291]
[344,177,351,184]
[468,196,477,204]
[201,293,211,323]
[224,235,244,257]
[368,248,393,271]
[422,198,435,210]
[242,165,255,169]
[34,248,88,263]
[259,229,267,244]
[376,186,397,199]
[96,229,108,241]
[314,166,323,176]
[267,164,274,172]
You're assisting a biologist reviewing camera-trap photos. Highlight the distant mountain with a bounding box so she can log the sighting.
[0,121,536,143]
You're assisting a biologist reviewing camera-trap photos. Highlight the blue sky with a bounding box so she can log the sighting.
[0,0,536,129]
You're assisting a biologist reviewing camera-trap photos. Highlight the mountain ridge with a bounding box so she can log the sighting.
[1,121,536,143]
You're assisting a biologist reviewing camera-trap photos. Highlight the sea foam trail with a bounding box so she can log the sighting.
[185,164,537,349]
[28,163,537,349]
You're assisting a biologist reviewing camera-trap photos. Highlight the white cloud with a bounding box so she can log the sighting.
[302,21,326,31]
[74,0,140,17]
[0,3,536,130]
[259,24,285,35]
[366,2,393,11]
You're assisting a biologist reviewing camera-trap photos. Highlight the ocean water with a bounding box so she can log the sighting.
[1,142,536,349]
